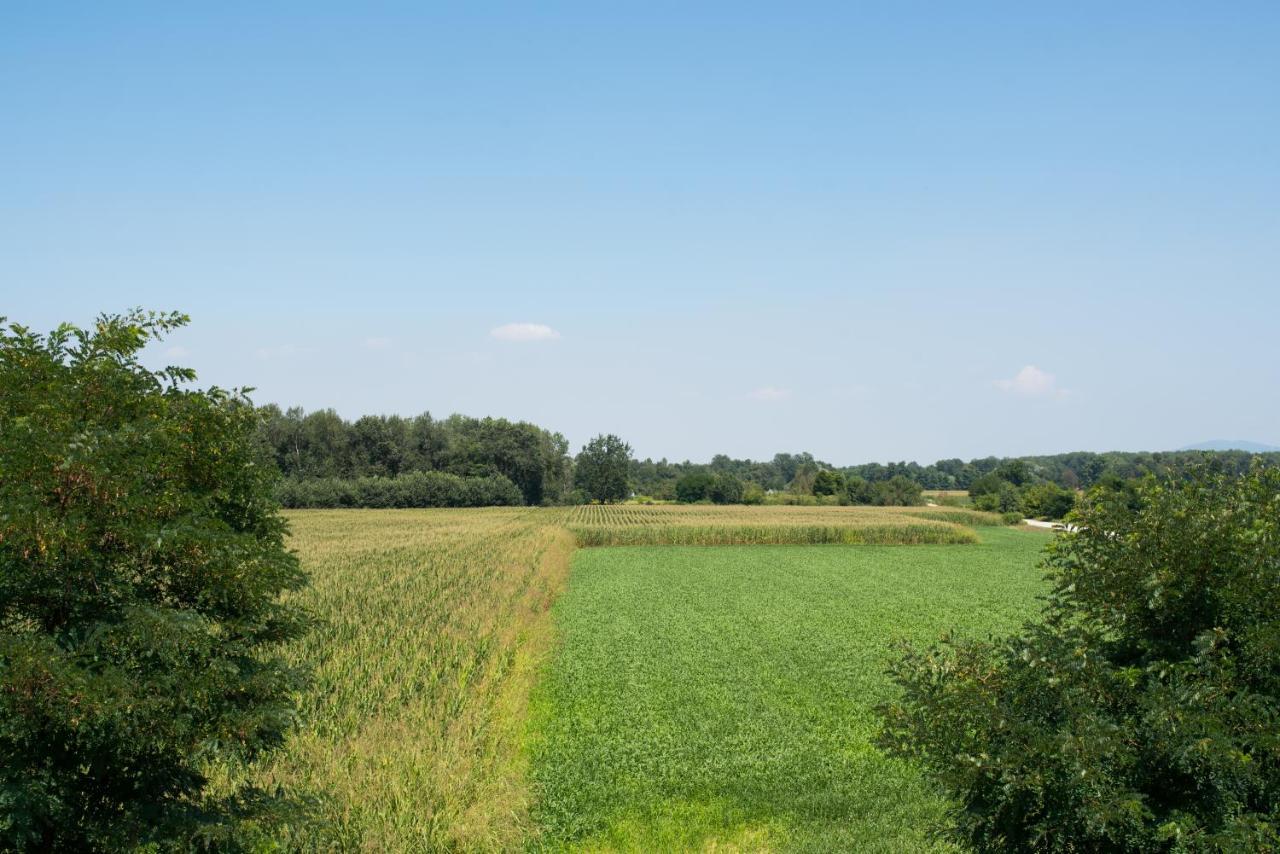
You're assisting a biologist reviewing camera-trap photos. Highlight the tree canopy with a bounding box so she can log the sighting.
[0,311,310,849]
[878,465,1280,851]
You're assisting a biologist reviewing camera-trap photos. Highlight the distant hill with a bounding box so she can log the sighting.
[1179,440,1280,453]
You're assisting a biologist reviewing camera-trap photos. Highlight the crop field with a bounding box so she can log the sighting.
[218,508,573,850]
[217,506,1048,851]
[565,503,999,546]
[528,528,1051,851]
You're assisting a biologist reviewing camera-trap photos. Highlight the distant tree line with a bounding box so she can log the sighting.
[258,406,573,507]
[260,406,1280,509]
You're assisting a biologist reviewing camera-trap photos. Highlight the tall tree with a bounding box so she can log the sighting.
[575,434,632,503]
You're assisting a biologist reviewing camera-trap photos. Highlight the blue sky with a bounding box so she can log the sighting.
[4,2,1278,463]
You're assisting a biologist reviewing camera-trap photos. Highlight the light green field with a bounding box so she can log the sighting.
[528,528,1052,851]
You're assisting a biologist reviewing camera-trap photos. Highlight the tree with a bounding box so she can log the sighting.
[1021,481,1076,520]
[0,311,311,849]
[706,473,744,505]
[812,469,846,497]
[575,434,632,502]
[873,475,923,506]
[878,466,1280,851]
[675,471,713,503]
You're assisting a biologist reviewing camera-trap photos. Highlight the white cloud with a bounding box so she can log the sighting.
[364,336,393,351]
[995,365,1067,397]
[164,345,190,359]
[746,386,791,402]
[490,322,561,342]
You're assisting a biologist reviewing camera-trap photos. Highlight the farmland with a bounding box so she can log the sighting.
[528,529,1050,851]
[210,505,1050,850]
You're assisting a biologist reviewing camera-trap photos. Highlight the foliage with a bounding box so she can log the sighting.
[674,472,714,503]
[275,470,521,509]
[872,475,924,507]
[706,473,745,505]
[575,434,632,503]
[258,407,572,505]
[974,480,1024,514]
[529,530,1049,850]
[812,469,846,496]
[878,466,1280,851]
[1020,481,1076,520]
[0,311,310,849]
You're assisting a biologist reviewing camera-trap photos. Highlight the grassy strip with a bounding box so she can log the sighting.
[528,528,1052,851]
[569,522,977,547]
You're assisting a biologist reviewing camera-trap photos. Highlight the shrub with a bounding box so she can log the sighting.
[973,480,1023,514]
[1000,510,1023,525]
[1021,481,1076,520]
[0,311,311,849]
[878,466,1280,851]
[741,482,765,505]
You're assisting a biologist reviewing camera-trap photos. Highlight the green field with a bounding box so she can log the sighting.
[528,528,1052,851]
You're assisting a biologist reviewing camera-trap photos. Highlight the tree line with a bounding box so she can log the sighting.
[260,406,1280,508]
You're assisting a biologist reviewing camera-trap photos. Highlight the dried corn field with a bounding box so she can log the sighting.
[216,503,1006,850]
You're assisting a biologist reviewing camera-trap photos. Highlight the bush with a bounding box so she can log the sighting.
[878,466,1280,851]
[1021,481,1076,520]
[1000,510,1023,525]
[0,311,311,849]
[973,480,1023,514]
[741,482,765,505]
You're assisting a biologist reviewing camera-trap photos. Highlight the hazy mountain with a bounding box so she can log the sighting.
[1179,439,1280,452]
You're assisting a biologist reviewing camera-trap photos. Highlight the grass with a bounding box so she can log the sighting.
[527,527,1053,852]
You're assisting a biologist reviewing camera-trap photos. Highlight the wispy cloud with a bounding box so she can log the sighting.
[490,322,561,342]
[746,386,791,402]
[995,365,1068,398]
[364,336,393,351]
[164,345,190,359]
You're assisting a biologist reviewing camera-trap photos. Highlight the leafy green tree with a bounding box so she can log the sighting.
[0,311,311,849]
[812,469,846,496]
[575,434,632,502]
[974,480,1024,514]
[844,476,877,505]
[1021,481,1076,520]
[675,472,713,503]
[873,475,924,506]
[878,466,1280,851]
[707,473,744,505]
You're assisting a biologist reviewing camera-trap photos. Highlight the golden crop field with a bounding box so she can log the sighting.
[565,503,998,546]
[217,503,1005,850]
